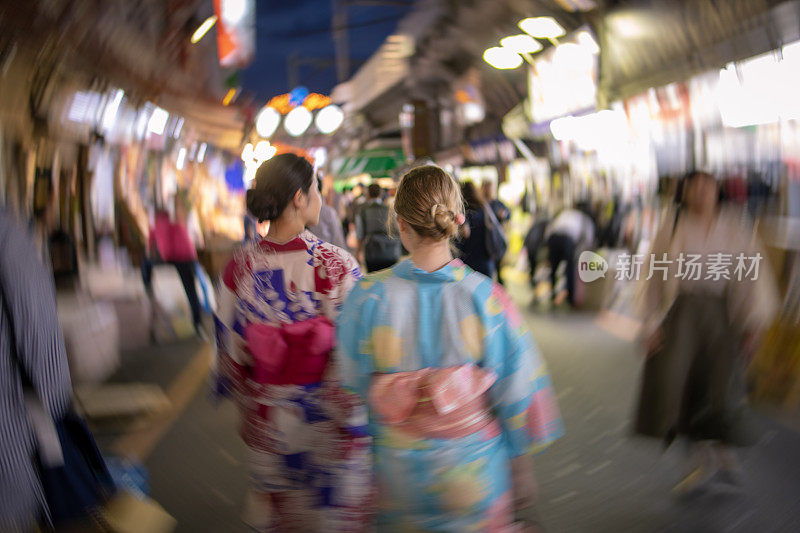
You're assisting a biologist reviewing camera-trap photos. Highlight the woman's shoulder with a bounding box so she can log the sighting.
[304,231,361,282]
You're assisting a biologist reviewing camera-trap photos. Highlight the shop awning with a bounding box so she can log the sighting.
[332,148,407,179]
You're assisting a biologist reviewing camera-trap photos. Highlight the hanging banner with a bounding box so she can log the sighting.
[214,0,255,69]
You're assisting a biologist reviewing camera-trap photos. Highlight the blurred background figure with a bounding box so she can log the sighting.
[144,199,203,336]
[1,207,72,529]
[456,181,494,277]
[481,180,510,284]
[355,182,401,272]
[636,171,779,495]
[524,216,550,290]
[307,174,347,250]
[545,204,596,307]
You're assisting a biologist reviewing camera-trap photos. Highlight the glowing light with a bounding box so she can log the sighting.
[241,142,254,161]
[176,147,187,170]
[463,102,485,124]
[577,31,599,54]
[284,106,312,136]
[222,88,237,106]
[315,104,344,134]
[499,34,543,54]
[101,89,124,132]
[191,15,218,44]
[483,47,523,69]
[256,106,281,138]
[197,142,207,163]
[134,105,152,139]
[172,117,184,139]
[221,0,247,26]
[254,140,277,162]
[147,107,169,135]
[518,17,565,39]
[554,42,594,70]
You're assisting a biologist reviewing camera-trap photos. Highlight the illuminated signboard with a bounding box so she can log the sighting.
[528,29,599,124]
[214,0,255,69]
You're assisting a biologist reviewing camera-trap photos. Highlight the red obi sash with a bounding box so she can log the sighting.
[244,316,335,385]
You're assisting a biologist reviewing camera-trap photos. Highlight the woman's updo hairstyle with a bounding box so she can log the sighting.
[393,165,464,240]
[246,153,314,222]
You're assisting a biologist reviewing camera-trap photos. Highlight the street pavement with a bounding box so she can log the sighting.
[96,278,800,532]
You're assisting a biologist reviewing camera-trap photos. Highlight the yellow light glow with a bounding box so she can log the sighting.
[518,17,565,39]
[191,15,218,44]
[222,88,237,106]
[499,34,543,54]
[483,47,523,69]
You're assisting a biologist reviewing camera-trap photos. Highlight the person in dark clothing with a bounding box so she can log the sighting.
[481,181,510,284]
[456,182,494,277]
[545,207,595,307]
[524,218,549,287]
[356,183,401,272]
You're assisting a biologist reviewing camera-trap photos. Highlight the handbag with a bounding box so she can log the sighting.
[2,287,115,527]
[484,205,508,262]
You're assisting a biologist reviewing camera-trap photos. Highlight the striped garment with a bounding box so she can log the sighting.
[0,207,72,530]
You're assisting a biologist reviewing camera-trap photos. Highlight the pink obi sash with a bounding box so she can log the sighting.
[368,364,498,439]
[244,316,335,386]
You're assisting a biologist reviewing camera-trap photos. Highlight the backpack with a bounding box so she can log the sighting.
[360,203,401,265]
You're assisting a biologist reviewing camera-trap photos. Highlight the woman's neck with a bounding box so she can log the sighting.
[266,217,304,244]
[409,240,453,273]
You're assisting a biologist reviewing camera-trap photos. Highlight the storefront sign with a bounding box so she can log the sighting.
[214,0,255,69]
[528,29,599,124]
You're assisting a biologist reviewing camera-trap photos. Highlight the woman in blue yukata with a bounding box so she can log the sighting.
[337,165,564,532]
[215,154,371,532]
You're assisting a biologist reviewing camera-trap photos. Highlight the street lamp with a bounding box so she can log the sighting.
[256,106,281,138]
[315,104,344,134]
[284,106,313,136]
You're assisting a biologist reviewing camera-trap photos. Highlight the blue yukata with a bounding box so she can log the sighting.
[337,258,564,532]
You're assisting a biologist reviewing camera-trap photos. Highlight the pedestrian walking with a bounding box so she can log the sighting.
[215,154,371,532]
[337,165,563,531]
[635,171,779,495]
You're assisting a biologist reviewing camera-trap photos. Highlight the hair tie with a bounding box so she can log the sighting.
[455,213,466,226]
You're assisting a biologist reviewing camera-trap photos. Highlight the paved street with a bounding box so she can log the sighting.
[94,277,800,532]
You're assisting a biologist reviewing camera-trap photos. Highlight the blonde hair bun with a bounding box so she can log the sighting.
[394,165,464,240]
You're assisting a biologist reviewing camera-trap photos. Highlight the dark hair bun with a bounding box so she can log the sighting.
[246,188,280,222]
[245,153,314,222]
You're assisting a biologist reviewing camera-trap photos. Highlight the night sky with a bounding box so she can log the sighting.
[239,0,414,103]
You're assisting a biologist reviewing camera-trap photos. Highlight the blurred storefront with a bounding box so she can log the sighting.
[0,1,247,275]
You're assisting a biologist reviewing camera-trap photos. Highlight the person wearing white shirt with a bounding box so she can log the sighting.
[545,205,595,306]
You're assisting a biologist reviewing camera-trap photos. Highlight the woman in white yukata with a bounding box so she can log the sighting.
[215,154,371,532]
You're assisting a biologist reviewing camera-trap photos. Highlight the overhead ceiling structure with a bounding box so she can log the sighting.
[333,0,597,144]
[0,0,244,149]
[598,0,800,105]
